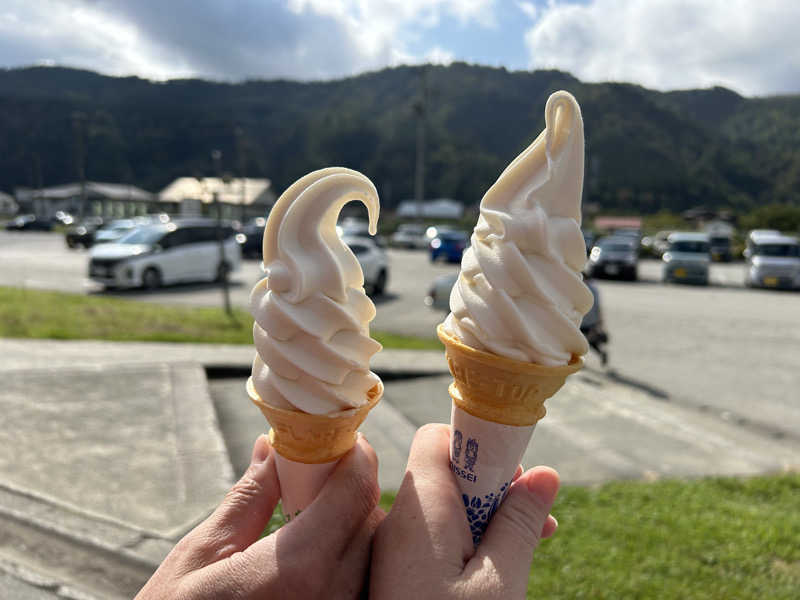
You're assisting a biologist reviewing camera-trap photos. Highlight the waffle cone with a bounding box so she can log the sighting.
[437,324,583,426]
[246,377,383,464]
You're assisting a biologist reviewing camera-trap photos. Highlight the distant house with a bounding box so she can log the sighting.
[396,198,463,219]
[593,216,642,232]
[0,190,17,216]
[15,182,154,219]
[159,177,276,219]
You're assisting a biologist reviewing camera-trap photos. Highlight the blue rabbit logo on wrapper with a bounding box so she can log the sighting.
[464,438,478,472]
[452,429,463,463]
[463,482,510,545]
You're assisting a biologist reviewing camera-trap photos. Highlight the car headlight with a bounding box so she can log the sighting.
[431,239,442,249]
[235,233,247,244]
[662,252,673,263]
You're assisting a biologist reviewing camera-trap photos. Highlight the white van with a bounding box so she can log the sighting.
[745,233,800,290]
[88,219,241,289]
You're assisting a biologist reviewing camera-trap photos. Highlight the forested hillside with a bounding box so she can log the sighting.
[1,64,798,213]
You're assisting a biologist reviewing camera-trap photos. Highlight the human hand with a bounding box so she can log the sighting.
[136,433,383,600]
[370,424,559,599]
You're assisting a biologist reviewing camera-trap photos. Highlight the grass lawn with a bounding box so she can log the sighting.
[533,474,800,599]
[0,286,441,349]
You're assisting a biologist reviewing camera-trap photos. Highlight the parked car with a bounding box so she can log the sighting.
[88,219,241,289]
[430,230,469,263]
[709,235,732,262]
[336,217,387,248]
[93,215,169,245]
[588,236,638,280]
[343,235,389,296]
[391,223,428,249]
[54,211,75,226]
[744,233,800,290]
[65,217,105,248]
[93,219,140,245]
[5,214,53,231]
[662,232,710,285]
[425,272,458,312]
[237,218,265,259]
[744,229,781,259]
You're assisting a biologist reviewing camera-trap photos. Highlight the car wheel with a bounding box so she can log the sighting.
[216,261,231,282]
[142,267,162,290]
[372,269,387,295]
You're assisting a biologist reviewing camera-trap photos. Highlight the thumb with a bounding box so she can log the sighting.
[467,466,559,585]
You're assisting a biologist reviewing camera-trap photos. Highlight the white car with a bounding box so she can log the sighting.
[745,233,800,290]
[662,232,710,285]
[390,223,428,249]
[425,272,458,312]
[88,219,241,289]
[343,235,389,296]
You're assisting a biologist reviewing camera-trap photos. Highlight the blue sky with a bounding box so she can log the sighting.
[1,0,798,96]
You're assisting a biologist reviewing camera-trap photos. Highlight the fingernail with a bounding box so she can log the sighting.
[357,431,368,443]
[525,468,560,506]
[551,516,559,528]
[251,434,269,464]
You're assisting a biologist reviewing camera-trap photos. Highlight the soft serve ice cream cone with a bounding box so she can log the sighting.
[440,91,593,544]
[247,167,384,520]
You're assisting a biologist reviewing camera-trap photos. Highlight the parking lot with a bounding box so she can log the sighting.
[2,230,798,440]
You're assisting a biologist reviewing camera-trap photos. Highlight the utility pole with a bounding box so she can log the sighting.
[71,111,88,219]
[235,126,247,221]
[211,149,232,317]
[413,67,428,222]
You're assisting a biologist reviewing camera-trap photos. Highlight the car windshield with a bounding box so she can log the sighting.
[600,243,633,252]
[754,243,799,257]
[710,237,730,247]
[117,225,169,245]
[671,241,709,253]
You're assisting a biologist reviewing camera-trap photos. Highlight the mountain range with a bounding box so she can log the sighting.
[1,64,798,214]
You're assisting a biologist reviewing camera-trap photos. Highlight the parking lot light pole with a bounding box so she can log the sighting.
[212,150,233,317]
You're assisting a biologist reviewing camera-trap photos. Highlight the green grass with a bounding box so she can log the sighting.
[0,286,441,349]
[530,474,800,599]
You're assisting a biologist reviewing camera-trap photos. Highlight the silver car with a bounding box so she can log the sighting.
[662,232,710,285]
[745,234,800,290]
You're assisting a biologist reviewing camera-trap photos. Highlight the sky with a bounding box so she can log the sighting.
[1,0,798,96]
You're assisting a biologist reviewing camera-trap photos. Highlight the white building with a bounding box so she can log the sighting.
[159,177,276,219]
[396,198,463,219]
[15,182,154,219]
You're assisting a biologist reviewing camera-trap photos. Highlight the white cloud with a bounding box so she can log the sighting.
[516,1,538,20]
[524,0,800,96]
[0,0,496,81]
[426,46,456,66]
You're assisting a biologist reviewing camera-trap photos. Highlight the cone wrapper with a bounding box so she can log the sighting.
[450,403,535,545]
[438,324,583,544]
[246,377,382,520]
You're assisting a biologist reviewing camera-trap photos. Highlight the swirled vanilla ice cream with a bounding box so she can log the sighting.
[438,91,592,544]
[246,167,384,519]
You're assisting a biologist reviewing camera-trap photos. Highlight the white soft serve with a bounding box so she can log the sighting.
[444,91,594,366]
[250,168,382,414]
